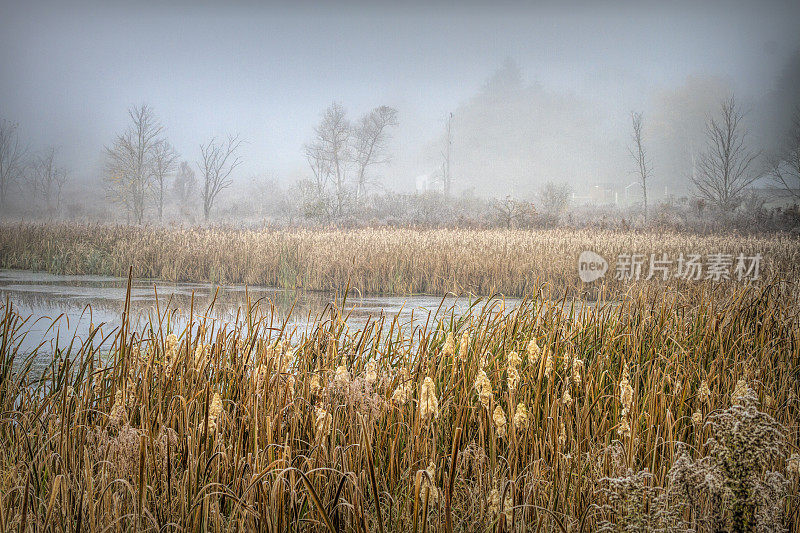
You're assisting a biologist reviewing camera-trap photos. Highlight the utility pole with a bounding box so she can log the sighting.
[443,112,453,196]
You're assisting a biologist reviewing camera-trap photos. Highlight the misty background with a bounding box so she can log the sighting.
[1,0,799,227]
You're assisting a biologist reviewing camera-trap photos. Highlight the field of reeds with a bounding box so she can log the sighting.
[2,223,800,298]
[0,277,798,531]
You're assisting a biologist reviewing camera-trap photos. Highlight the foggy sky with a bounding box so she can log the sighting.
[1,0,798,195]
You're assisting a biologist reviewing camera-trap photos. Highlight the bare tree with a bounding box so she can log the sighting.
[198,134,243,220]
[769,106,800,201]
[302,139,332,218]
[304,103,351,218]
[537,181,572,225]
[629,112,652,222]
[690,96,760,212]
[104,105,164,224]
[151,140,179,221]
[352,106,398,202]
[173,160,196,202]
[32,147,68,214]
[0,119,26,210]
[491,195,536,228]
[320,103,351,217]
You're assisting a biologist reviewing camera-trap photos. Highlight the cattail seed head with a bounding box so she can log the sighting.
[489,488,501,516]
[526,339,540,363]
[314,406,332,438]
[474,369,493,410]
[732,377,748,402]
[698,380,711,404]
[392,369,413,405]
[572,358,584,386]
[419,376,439,421]
[206,392,223,435]
[562,385,573,408]
[619,364,633,411]
[442,332,455,358]
[334,361,350,388]
[459,331,470,359]
[364,360,378,386]
[493,405,507,438]
[513,402,529,429]
[109,390,127,427]
[310,372,323,395]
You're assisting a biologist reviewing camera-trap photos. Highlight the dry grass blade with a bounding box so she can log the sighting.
[359,414,384,533]
[297,469,336,533]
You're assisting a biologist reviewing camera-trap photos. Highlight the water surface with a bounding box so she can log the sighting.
[1,269,526,371]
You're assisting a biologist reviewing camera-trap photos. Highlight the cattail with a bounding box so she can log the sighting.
[392,369,413,405]
[493,405,507,438]
[526,339,540,364]
[732,377,748,402]
[488,488,501,516]
[194,343,203,366]
[279,348,293,373]
[459,331,470,359]
[513,402,529,429]
[422,462,439,504]
[474,369,493,410]
[314,406,332,438]
[334,360,350,388]
[571,358,584,387]
[164,334,178,377]
[206,392,223,435]
[558,420,567,448]
[765,394,776,410]
[310,372,323,395]
[419,376,439,421]
[125,379,136,411]
[507,366,520,393]
[442,332,455,358]
[691,410,703,426]
[109,390,127,427]
[562,385,573,408]
[698,380,711,404]
[165,333,178,352]
[617,414,631,439]
[507,350,521,392]
[619,363,633,411]
[365,360,378,386]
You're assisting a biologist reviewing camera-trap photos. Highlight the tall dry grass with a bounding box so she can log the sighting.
[0,279,797,531]
[2,223,799,297]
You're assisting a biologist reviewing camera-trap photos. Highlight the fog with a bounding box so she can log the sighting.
[1,0,799,224]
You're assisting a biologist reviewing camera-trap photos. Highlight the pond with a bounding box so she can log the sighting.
[1,269,533,372]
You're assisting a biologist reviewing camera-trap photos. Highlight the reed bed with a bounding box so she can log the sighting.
[0,279,798,531]
[2,223,800,298]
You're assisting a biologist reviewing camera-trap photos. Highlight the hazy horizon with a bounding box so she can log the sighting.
[1,0,799,203]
